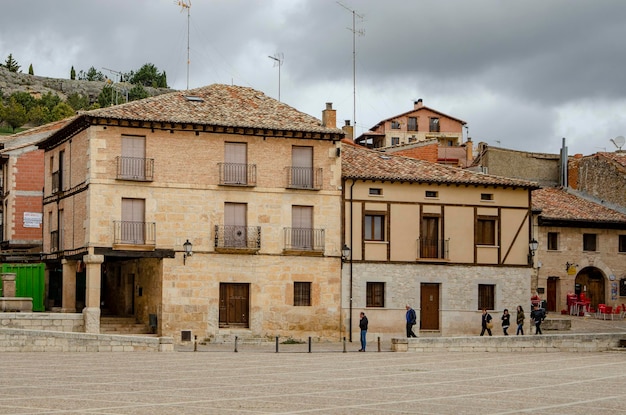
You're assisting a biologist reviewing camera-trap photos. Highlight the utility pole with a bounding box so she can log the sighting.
[337,2,364,132]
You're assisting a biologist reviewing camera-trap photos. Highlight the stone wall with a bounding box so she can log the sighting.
[0,312,84,332]
[0,328,174,352]
[392,332,624,352]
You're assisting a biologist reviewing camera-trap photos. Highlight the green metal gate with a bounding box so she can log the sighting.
[1,263,45,311]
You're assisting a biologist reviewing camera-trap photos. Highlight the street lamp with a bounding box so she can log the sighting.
[341,244,351,262]
[529,239,538,256]
[183,239,193,265]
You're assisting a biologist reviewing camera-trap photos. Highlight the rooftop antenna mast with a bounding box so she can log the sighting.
[102,67,127,105]
[268,53,284,101]
[175,0,192,90]
[337,1,364,133]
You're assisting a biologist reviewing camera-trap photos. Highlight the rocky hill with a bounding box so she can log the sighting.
[0,66,172,104]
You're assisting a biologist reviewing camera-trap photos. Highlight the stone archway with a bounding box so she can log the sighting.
[575,266,605,309]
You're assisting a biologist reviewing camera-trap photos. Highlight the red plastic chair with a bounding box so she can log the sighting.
[597,304,606,319]
[612,306,622,319]
[604,306,613,320]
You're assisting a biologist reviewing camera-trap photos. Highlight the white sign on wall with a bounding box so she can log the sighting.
[23,212,42,228]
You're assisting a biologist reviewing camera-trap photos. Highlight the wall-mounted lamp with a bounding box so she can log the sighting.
[341,244,351,263]
[183,239,193,265]
[529,239,538,256]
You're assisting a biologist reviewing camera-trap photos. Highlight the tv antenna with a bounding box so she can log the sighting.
[268,53,284,101]
[175,0,191,90]
[337,1,364,135]
[610,135,625,151]
[102,67,128,105]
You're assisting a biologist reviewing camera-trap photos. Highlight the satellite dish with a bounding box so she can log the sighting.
[610,135,625,150]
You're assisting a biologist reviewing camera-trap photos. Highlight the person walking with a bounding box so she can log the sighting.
[358,312,368,352]
[516,305,525,335]
[501,309,511,336]
[405,305,417,338]
[480,308,493,336]
[531,304,543,335]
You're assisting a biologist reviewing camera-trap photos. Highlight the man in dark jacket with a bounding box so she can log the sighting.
[359,312,368,351]
[406,305,417,337]
[531,305,544,335]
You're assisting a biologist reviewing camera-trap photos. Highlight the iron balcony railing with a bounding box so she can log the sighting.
[113,221,156,246]
[286,166,322,190]
[50,230,59,252]
[283,227,325,252]
[214,225,261,250]
[417,238,449,260]
[116,156,154,181]
[51,171,60,194]
[218,163,257,186]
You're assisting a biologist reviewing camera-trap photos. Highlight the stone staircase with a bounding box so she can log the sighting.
[100,316,155,336]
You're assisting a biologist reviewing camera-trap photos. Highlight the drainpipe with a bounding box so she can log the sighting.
[348,179,355,342]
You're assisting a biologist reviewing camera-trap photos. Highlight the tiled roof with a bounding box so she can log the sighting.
[532,187,626,223]
[371,104,466,130]
[0,117,77,153]
[594,152,626,169]
[341,141,538,188]
[86,84,343,135]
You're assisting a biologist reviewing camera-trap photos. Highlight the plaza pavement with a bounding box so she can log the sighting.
[0,315,625,414]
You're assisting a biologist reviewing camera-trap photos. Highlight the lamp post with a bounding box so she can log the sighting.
[183,239,193,265]
[341,244,351,263]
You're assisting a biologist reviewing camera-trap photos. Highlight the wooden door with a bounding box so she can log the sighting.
[219,283,249,327]
[292,146,313,188]
[547,277,557,312]
[420,283,439,330]
[121,198,145,244]
[224,142,247,184]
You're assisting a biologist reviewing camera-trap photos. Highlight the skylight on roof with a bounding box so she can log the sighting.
[184,96,204,102]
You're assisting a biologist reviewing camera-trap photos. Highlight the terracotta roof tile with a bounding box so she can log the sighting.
[532,187,626,223]
[87,84,343,135]
[342,142,537,188]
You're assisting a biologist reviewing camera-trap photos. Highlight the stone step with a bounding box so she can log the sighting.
[100,317,153,335]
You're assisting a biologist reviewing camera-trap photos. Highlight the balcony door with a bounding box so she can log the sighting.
[121,136,146,180]
[224,202,247,247]
[292,146,313,188]
[121,198,145,244]
[292,206,313,249]
[420,216,440,258]
[224,142,247,184]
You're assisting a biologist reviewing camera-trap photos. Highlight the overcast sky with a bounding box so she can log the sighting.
[2,0,626,156]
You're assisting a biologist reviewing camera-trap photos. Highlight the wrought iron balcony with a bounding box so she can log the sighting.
[113,221,156,246]
[417,238,449,260]
[283,227,325,253]
[214,225,261,251]
[116,156,154,181]
[286,166,322,190]
[218,163,257,186]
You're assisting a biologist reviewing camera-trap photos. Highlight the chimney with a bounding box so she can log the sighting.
[414,98,423,109]
[322,102,336,129]
[465,137,473,162]
[342,120,354,140]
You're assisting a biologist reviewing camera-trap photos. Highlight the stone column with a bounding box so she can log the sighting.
[1,273,17,297]
[61,259,77,312]
[82,254,104,334]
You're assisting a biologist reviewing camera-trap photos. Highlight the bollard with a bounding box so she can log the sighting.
[343,336,346,353]
[194,335,197,352]
[378,336,381,352]
[276,336,279,353]
[234,335,238,353]
[308,336,312,353]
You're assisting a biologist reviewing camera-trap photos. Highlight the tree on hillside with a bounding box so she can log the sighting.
[38,91,61,112]
[51,102,75,121]
[28,105,49,126]
[10,91,36,113]
[77,66,105,82]
[3,98,28,131]
[130,63,168,88]
[3,54,21,73]
[97,84,114,108]
[28,64,34,75]
[128,84,149,101]
[70,66,76,80]
[66,92,90,111]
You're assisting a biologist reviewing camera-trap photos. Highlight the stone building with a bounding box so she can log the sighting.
[532,187,626,313]
[341,142,538,339]
[37,85,345,343]
[355,99,466,149]
[568,151,626,211]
